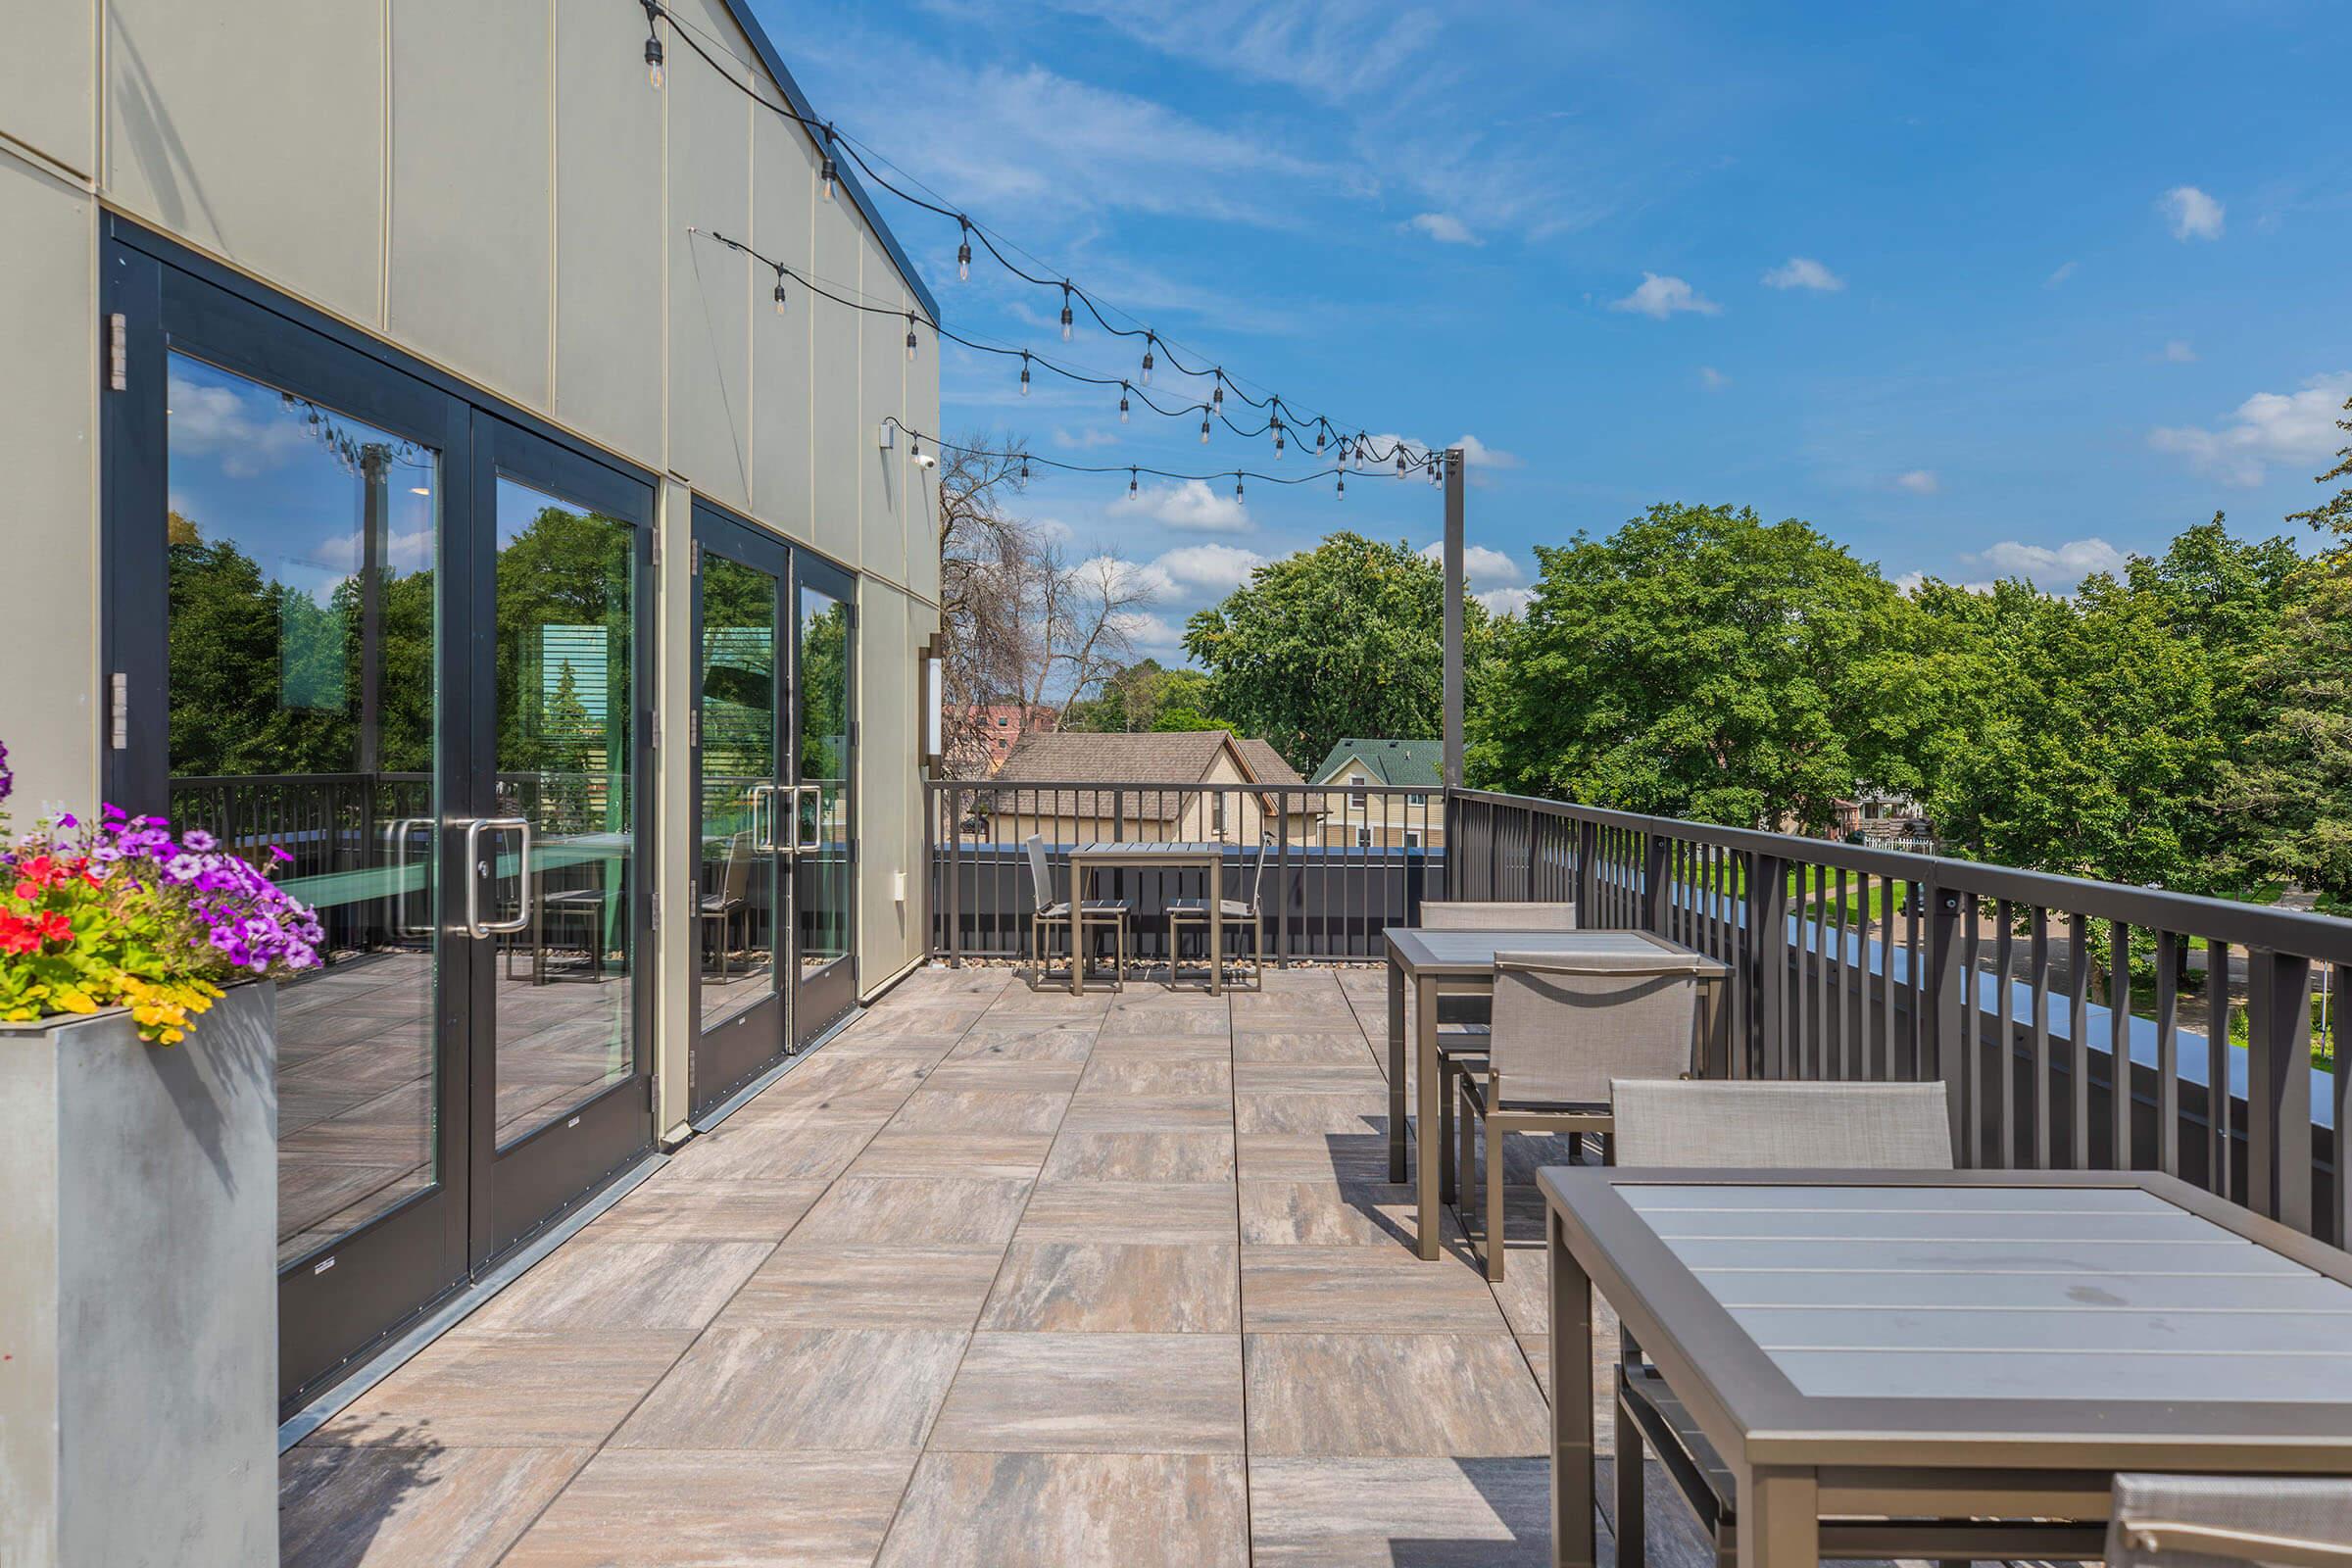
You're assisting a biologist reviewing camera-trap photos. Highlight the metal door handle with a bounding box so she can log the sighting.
[796,784,824,853]
[463,816,533,937]
[747,783,778,853]
[381,816,434,937]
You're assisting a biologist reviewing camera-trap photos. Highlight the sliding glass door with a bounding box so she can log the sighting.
[104,230,655,1413]
[793,554,858,1047]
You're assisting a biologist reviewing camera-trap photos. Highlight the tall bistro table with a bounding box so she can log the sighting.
[1542,1167,2352,1568]
[1384,927,1730,1261]
[1067,842,1228,996]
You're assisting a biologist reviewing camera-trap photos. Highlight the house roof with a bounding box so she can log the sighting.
[1310,738,1444,788]
[994,730,1298,819]
[711,1,941,324]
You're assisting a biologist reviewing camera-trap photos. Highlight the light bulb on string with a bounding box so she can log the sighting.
[1140,334,1154,387]
[1018,352,1030,397]
[1336,473,1346,500]
[1019,457,1031,482]
[1234,472,1245,502]
[1272,420,1285,461]
[1315,422,1328,456]
[1059,284,1074,342]
[1129,466,1139,497]
[772,266,787,315]
[956,218,971,282]
[905,313,918,362]
[819,126,838,201]
[1396,450,1407,477]
[1199,408,1211,444]
[1211,371,1224,416]
[1118,383,1131,423]
[642,0,665,90]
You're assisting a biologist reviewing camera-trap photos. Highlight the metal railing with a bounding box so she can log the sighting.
[1447,788,2352,1248]
[925,778,1447,964]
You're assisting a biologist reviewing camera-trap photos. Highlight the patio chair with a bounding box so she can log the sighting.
[1025,834,1130,992]
[1608,1079,1983,1568]
[698,831,753,979]
[2108,1473,2352,1568]
[1417,900,1579,1200]
[1166,833,1270,990]
[1454,949,1707,1281]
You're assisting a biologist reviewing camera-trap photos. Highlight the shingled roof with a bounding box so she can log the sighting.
[1310,738,1444,788]
[993,730,1300,820]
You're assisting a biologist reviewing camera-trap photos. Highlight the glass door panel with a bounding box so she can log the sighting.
[698,553,781,1034]
[793,564,857,1044]
[486,477,638,1151]
[163,352,445,1271]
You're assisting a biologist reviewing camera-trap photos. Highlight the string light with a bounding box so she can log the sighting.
[1018,351,1030,397]
[771,264,787,315]
[1060,284,1074,342]
[1336,473,1346,499]
[819,125,839,201]
[1272,417,1285,461]
[1129,466,1139,497]
[880,418,1415,496]
[1200,408,1211,444]
[956,218,971,282]
[1211,371,1224,416]
[642,0,665,89]
[1315,421,1328,456]
[1140,334,1155,387]
[1118,382,1131,423]
[1019,457,1031,481]
[1234,472,1245,502]
[905,312,918,362]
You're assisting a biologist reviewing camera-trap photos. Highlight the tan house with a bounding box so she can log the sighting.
[1309,739,1447,849]
[973,730,1306,844]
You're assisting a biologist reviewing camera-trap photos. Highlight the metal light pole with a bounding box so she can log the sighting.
[1442,446,1466,790]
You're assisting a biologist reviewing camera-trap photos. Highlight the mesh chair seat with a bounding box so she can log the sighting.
[1038,898,1130,921]
[1167,898,1253,918]
[2109,1473,2352,1568]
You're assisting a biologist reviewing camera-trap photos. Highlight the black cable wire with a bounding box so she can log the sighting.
[699,229,1430,466]
[880,418,1432,489]
[643,0,1428,463]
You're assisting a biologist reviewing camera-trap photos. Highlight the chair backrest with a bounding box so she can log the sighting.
[1420,900,1578,931]
[720,831,753,900]
[1487,950,1701,1104]
[1609,1080,1954,1168]
[1023,834,1054,912]
[2108,1472,2352,1568]
[1247,832,1275,910]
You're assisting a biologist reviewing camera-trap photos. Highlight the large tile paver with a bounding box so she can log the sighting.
[927,1333,1246,1453]
[501,1450,913,1567]
[878,1451,1248,1568]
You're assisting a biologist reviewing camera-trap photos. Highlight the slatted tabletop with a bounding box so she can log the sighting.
[1386,927,1732,977]
[1069,841,1229,862]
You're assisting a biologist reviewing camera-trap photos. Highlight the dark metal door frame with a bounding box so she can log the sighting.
[688,501,794,1113]
[791,549,859,1045]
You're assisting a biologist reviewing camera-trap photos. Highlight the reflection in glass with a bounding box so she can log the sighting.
[490,479,636,1149]
[698,552,780,1028]
[164,353,439,1266]
[797,585,853,977]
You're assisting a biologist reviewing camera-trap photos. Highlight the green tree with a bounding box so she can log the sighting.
[1183,533,1492,773]
[1469,503,1922,832]
[1066,661,1232,733]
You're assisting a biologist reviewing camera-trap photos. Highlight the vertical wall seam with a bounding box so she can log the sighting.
[545,0,558,410]
[377,0,390,327]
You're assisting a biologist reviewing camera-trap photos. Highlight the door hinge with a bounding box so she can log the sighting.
[109,672,128,749]
[649,528,661,567]
[648,710,660,750]
[107,314,127,392]
[690,710,700,748]
[649,891,660,932]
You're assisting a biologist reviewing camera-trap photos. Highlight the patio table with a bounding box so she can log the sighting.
[1068,841,1228,995]
[1384,927,1729,1260]
[1540,1167,2352,1568]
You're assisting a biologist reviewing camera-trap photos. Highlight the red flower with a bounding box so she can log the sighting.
[0,913,39,956]
[35,911,71,944]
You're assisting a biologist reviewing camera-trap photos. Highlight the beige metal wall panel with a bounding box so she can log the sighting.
[387,0,550,410]
[3,0,96,178]
[856,268,907,586]
[0,160,98,814]
[104,0,384,327]
[857,581,918,983]
[906,325,943,609]
[808,183,861,567]
[550,0,663,464]
[748,107,814,542]
[663,41,752,510]
[655,477,694,1141]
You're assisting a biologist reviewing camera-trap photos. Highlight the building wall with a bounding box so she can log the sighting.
[0,2,941,1126]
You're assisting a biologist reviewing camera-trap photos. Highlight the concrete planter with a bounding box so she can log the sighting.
[0,982,278,1568]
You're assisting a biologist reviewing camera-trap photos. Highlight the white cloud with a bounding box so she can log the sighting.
[1030,516,1078,545]
[2044,260,2078,288]
[1109,477,1251,533]
[1476,587,1535,617]
[1405,212,1481,246]
[2162,339,2197,364]
[168,373,316,478]
[1964,538,2130,589]
[1450,433,1523,470]
[1761,257,1844,292]
[1698,366,1730,390]
[1417,541,1524,588]
[1893,571,1996,596]
[1052,426,1119,450]
[1152,542,1266,594]
[1608,273,1721,319]
[2159,185,2225,241]
[1893,469,1939,495]
[2148,371,2352,487]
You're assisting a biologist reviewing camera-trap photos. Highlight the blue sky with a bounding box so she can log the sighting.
[760,0,2352,658]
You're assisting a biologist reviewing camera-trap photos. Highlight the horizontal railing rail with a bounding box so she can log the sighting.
[1446,787,2350,1249]
[924,777,1447,964]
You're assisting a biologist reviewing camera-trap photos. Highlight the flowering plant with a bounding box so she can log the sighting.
[0,788,324,1044]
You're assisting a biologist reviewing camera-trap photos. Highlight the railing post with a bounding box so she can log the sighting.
[1642,832,1670,935]
[1441,788,1456,904]
[1747,852,1788,1080]
[922,777,937,961]
[945,782,962,968]
[2245,948,2315,1230]
[1575,819,1599,919]
[1277,790,1292,969]
[1921,878,1965,1161]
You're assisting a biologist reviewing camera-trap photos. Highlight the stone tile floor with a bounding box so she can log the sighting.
[281,965,1718,1566]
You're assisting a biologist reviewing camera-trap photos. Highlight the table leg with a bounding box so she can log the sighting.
[1549,1209,1595,1568]
[1387,956,1407,1184]
[1209,856,1224,997]
[1414,974,1441,1259]
[1069,857,1086,998]
[1736,1467,1819,1568]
